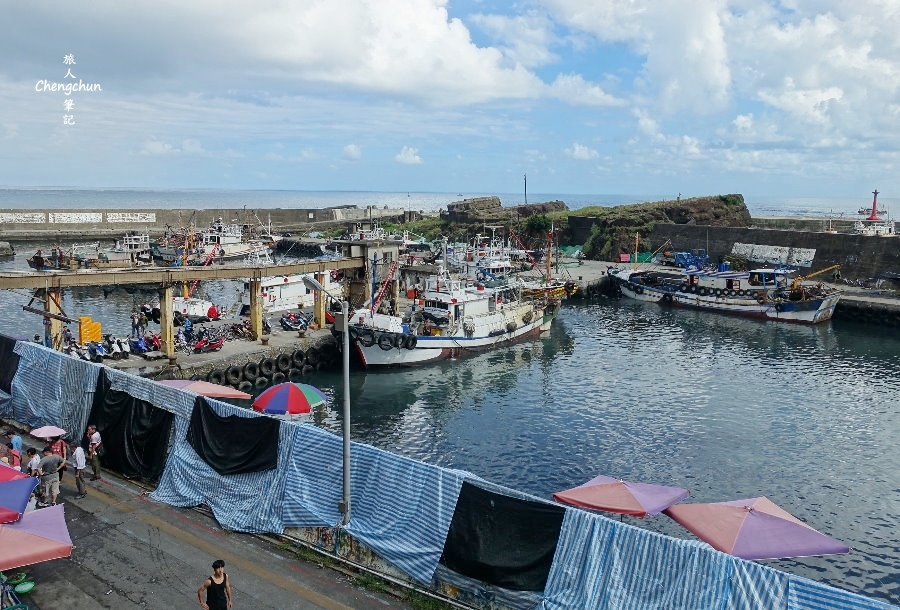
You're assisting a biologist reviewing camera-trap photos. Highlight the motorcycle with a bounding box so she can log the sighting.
[192,328,226,353]
[104,334,123,360]
[129,336,150,354]
[86,341,106,362]
[144,333,162,351]
[280,311,310,332]
[117,337,131,359]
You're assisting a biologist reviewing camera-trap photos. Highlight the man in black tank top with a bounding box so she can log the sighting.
[197,559,232,610]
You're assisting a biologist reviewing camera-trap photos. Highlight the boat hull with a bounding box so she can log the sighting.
[610,269,841,324]
[349,318,547,368]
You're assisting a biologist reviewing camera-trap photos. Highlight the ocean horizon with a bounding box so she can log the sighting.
[0,186,893,220]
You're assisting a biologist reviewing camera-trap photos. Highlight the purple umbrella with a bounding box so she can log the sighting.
[553,474,689,517]
[0,503,73,570]
[664,496,851,560]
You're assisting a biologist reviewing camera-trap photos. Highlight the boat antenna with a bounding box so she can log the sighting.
[867,189,881,221]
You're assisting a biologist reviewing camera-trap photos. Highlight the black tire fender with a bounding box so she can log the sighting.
[378,333,394,351]
[254,376,268,389]
[405,334,418,349]
[305,347,319,365]
[207,369,225,385]
[349,326,360,341]
[271,371,286,384]
[291,349,306,368]
[359,329,375,347]
[225,366,243,386]
[243,361,259,381]
[259,357,276,377]
[237,381,253,394]
[276,353,292,373]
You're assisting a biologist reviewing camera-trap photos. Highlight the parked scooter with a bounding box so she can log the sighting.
[192,327,226,353]
[104,334,123,360]
[117,336,131,359]
[279,311,310,332]
[86,341,106,363]
[129,336,150,354]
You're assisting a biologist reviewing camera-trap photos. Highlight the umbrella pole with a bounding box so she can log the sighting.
[339,298,351,525]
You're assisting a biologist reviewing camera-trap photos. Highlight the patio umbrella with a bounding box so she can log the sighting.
[0,468,37,524]
[252,382,326,416]
[30,425,67,439]
[0,503,73,570]
[553,474,689,517]
[157,379,251,400]
[664,496,850,560]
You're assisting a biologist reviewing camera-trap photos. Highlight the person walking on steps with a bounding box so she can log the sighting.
[86,424,103,481]
[197,559,232,610]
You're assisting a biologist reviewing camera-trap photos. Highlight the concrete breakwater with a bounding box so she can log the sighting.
[0,206,409,240]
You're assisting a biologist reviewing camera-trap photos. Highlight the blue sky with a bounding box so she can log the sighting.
[2,0,899,200]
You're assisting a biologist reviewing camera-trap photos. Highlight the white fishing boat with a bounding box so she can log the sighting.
[608,265,842,324]
[173,296,220,322]
[238,271,344,316]
[339,261,558,368]
[198,218,273,262]
[854,189,895,236]
[91,233,153,268]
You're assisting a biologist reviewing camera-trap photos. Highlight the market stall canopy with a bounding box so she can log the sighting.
[553,474,689,517]
[664,496,850,560]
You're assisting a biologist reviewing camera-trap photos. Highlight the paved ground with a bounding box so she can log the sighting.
[15,472,416,610]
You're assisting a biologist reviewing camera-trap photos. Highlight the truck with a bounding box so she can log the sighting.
[657,248,709,269]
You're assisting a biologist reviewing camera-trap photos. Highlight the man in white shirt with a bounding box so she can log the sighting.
[70,441,87,498]
[86,424,103,481]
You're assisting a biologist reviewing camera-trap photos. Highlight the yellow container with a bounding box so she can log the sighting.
[78,317,102,344]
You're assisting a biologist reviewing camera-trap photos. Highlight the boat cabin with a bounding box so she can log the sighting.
[682,268,793,292]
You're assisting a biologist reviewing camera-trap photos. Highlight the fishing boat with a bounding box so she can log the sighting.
[90,233,153,268]
[607,265,842,324]
[154,218,273,265]
[853,188,896,236]
[340,262,558,368]
[238,271,344,316]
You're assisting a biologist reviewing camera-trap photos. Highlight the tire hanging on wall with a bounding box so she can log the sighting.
[259,357,276,378]
[242,361,259,381]
[291,349,306,368]
[276,353,292,373]
[207,369,225,385]
[271,371,286,384]
[225,366,243,387]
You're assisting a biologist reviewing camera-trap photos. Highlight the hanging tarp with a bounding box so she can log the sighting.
[440,481,565,591]
[0,334,20,394]
[88,369,174,482]
[186,396,278,476]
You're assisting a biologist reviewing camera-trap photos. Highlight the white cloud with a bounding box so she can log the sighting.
[547,74,623,106]
[342,144,362,160]
[395,146,423,164]
[565,142,598,160]
[469,10,558,69]
[139,139,176,156]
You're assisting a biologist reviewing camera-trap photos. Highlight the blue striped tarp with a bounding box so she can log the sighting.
[149,395,298,534]
[10,342,99,438]
[282,423,467,584]
[787,576,895,610]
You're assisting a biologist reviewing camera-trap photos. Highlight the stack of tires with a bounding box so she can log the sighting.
[204,347,316,392]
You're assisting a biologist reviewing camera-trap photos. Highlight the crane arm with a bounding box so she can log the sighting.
[792,264,841,289]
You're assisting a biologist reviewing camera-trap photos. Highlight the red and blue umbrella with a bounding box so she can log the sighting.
[0,465,39,524]
[252,382,327,416]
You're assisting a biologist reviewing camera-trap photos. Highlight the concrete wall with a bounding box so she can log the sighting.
[0,206,407,240]
[648,224,900,279]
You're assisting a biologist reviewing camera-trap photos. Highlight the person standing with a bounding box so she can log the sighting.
[197,559,232,610]
[138,310,149,336]
[70,441,87,498]
[25,447,41,476]
[37,446,64,506]
[4,429,22,453]
[86,424,103,481]
[50,435,68,483]
[5,443,21,469]
[131,310,141,339]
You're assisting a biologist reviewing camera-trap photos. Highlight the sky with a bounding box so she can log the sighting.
[2,0,900,200]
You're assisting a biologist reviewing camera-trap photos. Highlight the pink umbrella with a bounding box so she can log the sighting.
[553,474,689,517]
[0,503,73,570]
[157,379,251,399]
[664,496,850,560]
[30,425,67,439]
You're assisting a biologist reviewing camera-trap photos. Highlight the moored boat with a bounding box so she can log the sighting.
[90,233,153,268]
[339,265,557,368]
[238,270,344,316]
[608,266,842,324]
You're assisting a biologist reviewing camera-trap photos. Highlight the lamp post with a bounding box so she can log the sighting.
[302,275,351,526]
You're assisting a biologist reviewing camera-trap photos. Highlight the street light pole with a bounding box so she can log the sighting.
[302,276,351,525]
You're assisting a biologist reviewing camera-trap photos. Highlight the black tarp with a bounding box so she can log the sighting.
[0,334,20,394]
[440,481,566,591]
[186,396,279,475]
[88,369,174,481]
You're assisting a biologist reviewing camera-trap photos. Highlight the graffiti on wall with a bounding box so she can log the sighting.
[48,212,103,224]
[0,212,46,223]
[107,212,156,223]
[731,243,816,268]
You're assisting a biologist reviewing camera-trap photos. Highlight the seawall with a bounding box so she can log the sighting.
[0,206,409,241]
